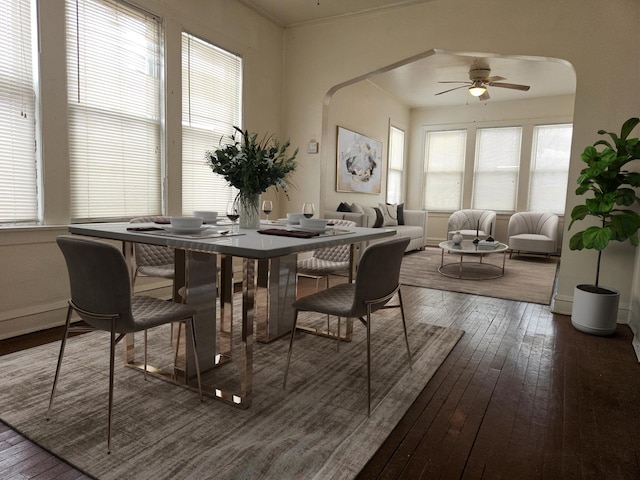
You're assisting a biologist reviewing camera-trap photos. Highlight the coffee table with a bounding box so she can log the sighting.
[438,240,509,280]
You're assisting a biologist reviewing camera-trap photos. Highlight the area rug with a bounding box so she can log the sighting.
[400,247,559,305]
[0,308,463,480]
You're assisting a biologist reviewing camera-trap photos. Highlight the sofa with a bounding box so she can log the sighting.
[325,202,428,253]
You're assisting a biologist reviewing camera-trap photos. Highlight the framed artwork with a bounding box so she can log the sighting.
[336,126,382,194]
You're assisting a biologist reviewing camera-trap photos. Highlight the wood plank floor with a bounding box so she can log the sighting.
[2,281,640,479]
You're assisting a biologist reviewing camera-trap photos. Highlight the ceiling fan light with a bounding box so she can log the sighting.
[469,83,487,97]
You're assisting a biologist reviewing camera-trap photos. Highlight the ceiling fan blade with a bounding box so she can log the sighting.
[438,80,472,84]
[435,85,469,95]
[479,90,490,101]
[488,82,530,91]
[483,76,505,83]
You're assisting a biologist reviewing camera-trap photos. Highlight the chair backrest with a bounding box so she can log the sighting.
[57,235,135,333]
[447,209,496,235]
[312,219,357,262]
[130,216,174,269]
[353,236,410,313]
[508,212,559,239]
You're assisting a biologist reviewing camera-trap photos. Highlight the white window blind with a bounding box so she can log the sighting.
[182,32,242,215]
[386,125,404,204]
[529,124,572,213]
[472,126,521,211]
[423,130,466,211]
[66,0,162,221]
[0,0,37,224]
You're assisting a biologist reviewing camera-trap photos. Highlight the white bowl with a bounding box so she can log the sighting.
[286,213,305,225]
[170,216,203,230]
[300,218,327,229]
[193,210,218,222]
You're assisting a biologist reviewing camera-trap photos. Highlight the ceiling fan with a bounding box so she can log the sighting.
[435,68,530,101]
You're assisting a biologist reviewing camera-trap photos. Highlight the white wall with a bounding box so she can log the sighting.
[0,0,285,339]
[281,0,640,324]
[322,80,410,212]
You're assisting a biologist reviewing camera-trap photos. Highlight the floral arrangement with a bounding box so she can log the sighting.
[205,126,298,211]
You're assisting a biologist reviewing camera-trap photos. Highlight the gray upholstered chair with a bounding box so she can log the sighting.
[507,211,559,258]
[447,209,497,241]
[284,236,412,415]
[129,216,174,283]
[48,235,203,453]
[296,219,357,291]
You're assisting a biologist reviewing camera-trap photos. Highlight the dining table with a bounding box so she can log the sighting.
[67,221,395,408]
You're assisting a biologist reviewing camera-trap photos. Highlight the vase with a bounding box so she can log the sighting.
[452,231,463,245]
[238,194,261,229]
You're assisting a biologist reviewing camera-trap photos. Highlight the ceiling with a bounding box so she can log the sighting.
[239,0,576,109]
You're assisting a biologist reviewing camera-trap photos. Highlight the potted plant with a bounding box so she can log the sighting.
[205,127,298,229]
[568,117,640,335]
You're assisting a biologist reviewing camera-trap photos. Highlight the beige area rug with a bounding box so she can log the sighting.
[0,307,463,480]
[400,247,559,305]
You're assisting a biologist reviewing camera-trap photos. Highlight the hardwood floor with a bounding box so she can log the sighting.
[2,281,639,479]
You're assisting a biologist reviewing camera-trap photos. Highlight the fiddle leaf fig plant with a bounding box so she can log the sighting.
[568,117,640,287]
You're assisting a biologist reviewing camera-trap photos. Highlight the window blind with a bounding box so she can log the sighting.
[66,0,162,221]
[386,125,404,204]
[529,124,572,213]
[0,0,37,224]
[181,32,242,215]
[423,130,466,211]
[472,127,521,211]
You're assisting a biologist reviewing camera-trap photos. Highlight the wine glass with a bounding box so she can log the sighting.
[302,202,315,219]
[226,201,239,233]
[262,200,273,223]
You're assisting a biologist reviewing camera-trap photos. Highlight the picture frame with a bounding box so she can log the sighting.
[336,126,382,194]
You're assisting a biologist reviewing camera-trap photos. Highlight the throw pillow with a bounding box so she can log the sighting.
[354,203,383,228]
[378,203,399,227]
[337,202,352,212]
[350,203,363,214]
[396,203,405,225]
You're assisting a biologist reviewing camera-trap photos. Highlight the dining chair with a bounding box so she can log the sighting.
[284,236,412,415]
[129,216,175,284]
[47,235,203,453]
[296,219,357,289]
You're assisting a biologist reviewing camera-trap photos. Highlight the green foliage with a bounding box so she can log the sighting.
[568,117,640,285]
[205,127,299,210]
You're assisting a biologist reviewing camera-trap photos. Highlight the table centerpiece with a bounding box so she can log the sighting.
[205,127,298,229]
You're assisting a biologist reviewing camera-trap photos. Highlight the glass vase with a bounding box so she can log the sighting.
[238,194,261,229]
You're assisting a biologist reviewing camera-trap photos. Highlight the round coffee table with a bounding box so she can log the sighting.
[438,240,509,280]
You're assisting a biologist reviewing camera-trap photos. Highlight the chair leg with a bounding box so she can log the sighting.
[46,305,73,420]
[366,307,372,416]
[283,310,300,389]
[107,319,117,454]
[398,289,412,367]
[173,321,183,375]
[187,318,203,401]
[144,329,148,380]
[337,316,341,352]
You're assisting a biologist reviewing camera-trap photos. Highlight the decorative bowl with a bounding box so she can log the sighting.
[300,218,327,229]
[286,213,305,225]
[170,216,203,229]
[193,210,218,222]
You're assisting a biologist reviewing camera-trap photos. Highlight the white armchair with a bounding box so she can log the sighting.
[507,212,559,258]
[447,209,497,241]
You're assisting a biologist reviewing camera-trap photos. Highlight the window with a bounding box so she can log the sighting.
[423,130,466,211]
[529,124,572,213]
[182,32,242,215]
[386,125,405,204]
[472,126,521,211]
[0,0,37,224]
[66,0,162,221]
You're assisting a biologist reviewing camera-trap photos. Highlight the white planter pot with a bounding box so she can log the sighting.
[571,284,619,336]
